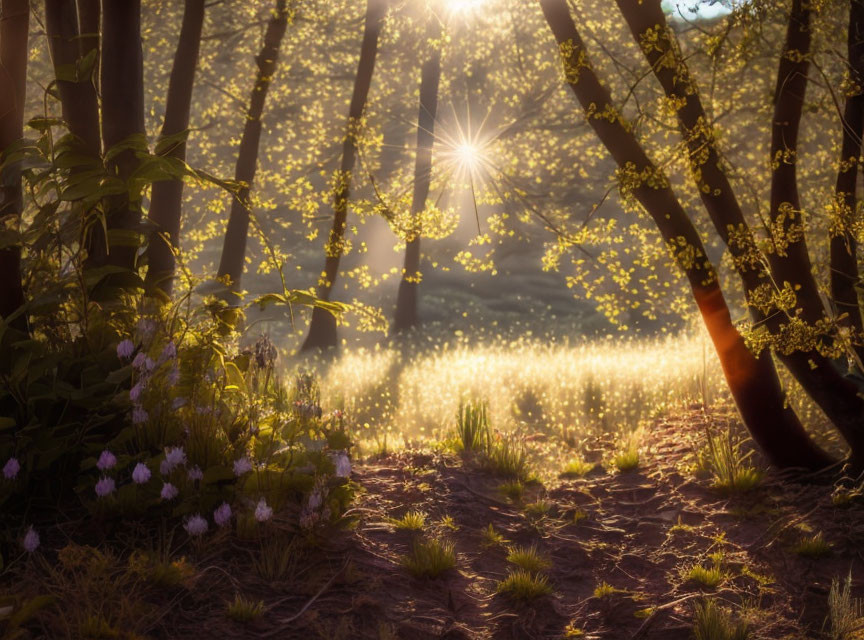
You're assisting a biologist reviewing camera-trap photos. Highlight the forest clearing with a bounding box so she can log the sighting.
[4,0,864,637]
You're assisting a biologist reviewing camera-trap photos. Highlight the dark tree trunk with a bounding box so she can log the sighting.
[393,15,442,333]
[614,0,864,462]
[76,0,100,83]
[0,0,29,331]
[216,0,289,295]
[767,1,825,324]
[831,0,864,363]
[88,0,145,273]
[45,0,101,157]
[302,0,388,351]
[539,0,833,470]
[144,0,206,296]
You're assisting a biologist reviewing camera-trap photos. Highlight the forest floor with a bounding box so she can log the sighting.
[11,410,864,639]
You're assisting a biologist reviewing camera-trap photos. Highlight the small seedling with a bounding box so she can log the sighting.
[497,569,552,601]
[506,544,551,573]
[593,581,623,598]
[401,537,457,579]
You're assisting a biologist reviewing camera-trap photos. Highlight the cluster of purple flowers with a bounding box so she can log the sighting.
[117,333,179,427]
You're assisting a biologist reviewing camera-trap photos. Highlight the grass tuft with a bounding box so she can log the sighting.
[481,523,506,548]
[496,569,552,601]
[498,481,525,502]
[793,532,832,558]
[401,537,457,579]
[692,599,750,640]
[227,594,265,623]
[388,510,426,531]
[703,427,762,494]
[827,572,864,640]
[506,544,551,573]
[456,399,489,453]
[482,436,530,480]
[687,564,726,589]
[561,458,594,478]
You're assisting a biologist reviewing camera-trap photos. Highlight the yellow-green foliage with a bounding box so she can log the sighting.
[481,523,506,548]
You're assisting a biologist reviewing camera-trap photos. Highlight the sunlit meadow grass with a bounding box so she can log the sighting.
[313,333,729,452]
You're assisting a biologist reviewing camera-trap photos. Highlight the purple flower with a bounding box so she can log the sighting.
[160,482,179,501]
[160,342,177,361]
[254,498,273,522]
[163,447,186,472]
[129,382,144,402]
[96,450,117,471]
[132,406,148,424]
[137,318,156,341]
[213,502,232,527]
[183,514,208,536]
[132,462,151,484]
[132,352,147,370]
[3,457,21,480]
[117,339,135,359]
[233,457,253,477]
[167,367,180,387]
[187,466,203,482]
[172,396,186,410]
[144,357,156,372]
[22,526,39,553]
[95,476,116,497]
[331,451,351,478]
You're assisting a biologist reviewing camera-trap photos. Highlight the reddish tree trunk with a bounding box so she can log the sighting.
[302,0,388,351]
[88,0,145,274]
[0,0,29,331]
[393,16,442,333]
[539,0,833,470]
[216,0,289,295]
[144,0,206,296]
[614,0,864,462]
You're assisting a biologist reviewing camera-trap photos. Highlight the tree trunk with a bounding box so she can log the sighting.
[539,0,833,470]
[44,0,101,157]
[76,0,100,85]
[831,0,864,363]
[89,0,145,273]
[216,0,289,296]
[393,15,442,333]
[767,0,825,325]
[0,0,29,332]
[615,0,864,461]
[144,0,206,297]
[302,0,388,351]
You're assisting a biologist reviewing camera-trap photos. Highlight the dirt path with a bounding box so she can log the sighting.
[296,413,864,639]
